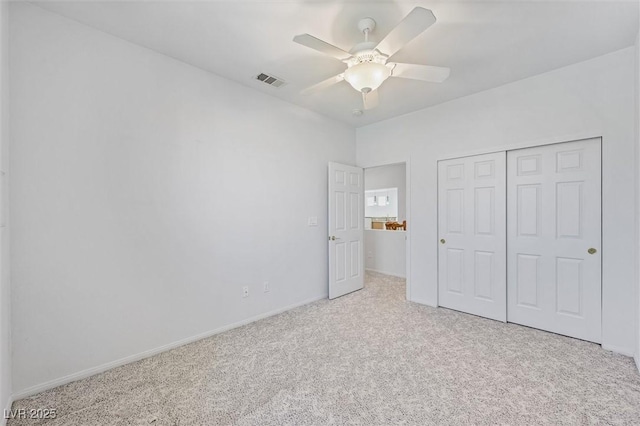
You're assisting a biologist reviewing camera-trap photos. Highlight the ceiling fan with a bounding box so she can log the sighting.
[293,7,450,111]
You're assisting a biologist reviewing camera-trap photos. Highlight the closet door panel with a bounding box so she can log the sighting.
[438,152,506,322]
[507,138,601,343]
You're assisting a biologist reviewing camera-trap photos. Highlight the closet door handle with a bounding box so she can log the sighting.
[440,239,446,245]
[588,248,597,255]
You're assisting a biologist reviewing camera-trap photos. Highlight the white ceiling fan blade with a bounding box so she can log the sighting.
[362,90,379,110]
[293,34,352,61]
[300,73,345,95]
[390,63,450,83]
[375,7,436,58]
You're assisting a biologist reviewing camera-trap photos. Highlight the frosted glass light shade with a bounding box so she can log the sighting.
[344,62,391,92]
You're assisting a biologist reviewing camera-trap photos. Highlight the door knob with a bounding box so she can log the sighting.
[329,236,335,241]
[588,248,597,255]
[440,239,446,244]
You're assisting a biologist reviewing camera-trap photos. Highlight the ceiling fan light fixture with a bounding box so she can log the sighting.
[343,61,391,92]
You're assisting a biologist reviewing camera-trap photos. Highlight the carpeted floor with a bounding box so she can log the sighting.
[9,272,640,425]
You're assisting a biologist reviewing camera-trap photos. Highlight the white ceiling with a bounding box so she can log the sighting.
[32,0,639,127]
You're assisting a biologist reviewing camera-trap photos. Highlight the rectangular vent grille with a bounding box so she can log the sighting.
[256,73,286,88]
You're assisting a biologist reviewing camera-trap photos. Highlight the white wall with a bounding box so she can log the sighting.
[0,0,11,418]
[10,3,355,395]
[635,23,640,371]
[364,230,405,278]
[357,47,637,355]
[364,163,406,221]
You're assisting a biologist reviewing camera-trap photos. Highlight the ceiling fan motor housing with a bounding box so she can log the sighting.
[344,42,391,93]
[347,45,388,65]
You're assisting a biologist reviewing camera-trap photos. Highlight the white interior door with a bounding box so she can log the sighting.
[328,162,364,299]
[507,138,601,343]
[438,152,506,321]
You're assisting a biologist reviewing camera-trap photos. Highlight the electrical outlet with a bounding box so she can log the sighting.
[242,286,249,298]
[307,216,318,226]
[263,281,270,293]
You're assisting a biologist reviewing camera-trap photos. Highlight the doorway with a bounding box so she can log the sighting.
[364,163,408,281]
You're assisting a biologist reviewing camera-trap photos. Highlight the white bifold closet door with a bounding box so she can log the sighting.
[438,152,506,322]
[507,138,602,343]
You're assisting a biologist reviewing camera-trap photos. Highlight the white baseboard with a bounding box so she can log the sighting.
[601,344,636,358]
[635,353,640,374]
[365,268,406,279]
[12,294,327,400]
[2,394,13,426]
[410,297,437,308]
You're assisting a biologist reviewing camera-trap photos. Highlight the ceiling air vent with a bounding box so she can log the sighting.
[255,73,286,88]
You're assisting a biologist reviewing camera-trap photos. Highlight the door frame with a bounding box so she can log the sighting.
[360,159,412,301]
[435,132,603,163]
[436,135,603,333]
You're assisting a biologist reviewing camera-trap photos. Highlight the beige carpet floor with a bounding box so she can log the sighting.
[9,272,640,425]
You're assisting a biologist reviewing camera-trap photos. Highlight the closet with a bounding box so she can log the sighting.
[437,138,602,343]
